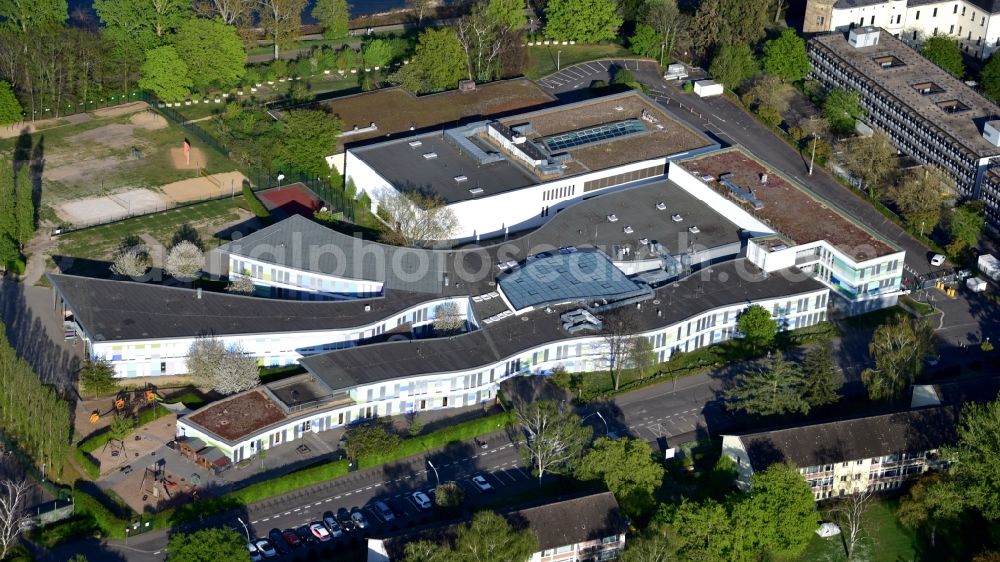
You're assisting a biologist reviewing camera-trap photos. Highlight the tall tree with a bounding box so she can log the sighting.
[982,51,1000,102]
[944,396,1000,519]
[453,510,539,561]
[841,130,897,198]
[172,18,245,89]
[629,24,659,58]
[921,35,964,78]
[708,43,758,90]
[392,27,466,93]
[742,463,818,558]
[344,420,401,461]
[0,0,67,33]
[186,336,261,395]
[13,163,32,248]
[362,38,392,69]
[692,0,767,55]
[602,307,640,392]
[736,304,777,351]
[0,476,30,561]
[948,200,986,251]
[312,0,350,39]
[646,0,683,65]
[376,191,459,245]
[800,342,841,408]
[763,29,810,83]
[823,88,865,135]
[149,0,188,37]
[200,0,252,24]
[275,108,341,177]
[861,316,934,402]
[166,527,248,562]
[515,400,592,484]
[94,0,158,61]
[259,0,307,60]
[0,154,15,257]
[543,0,622,43]
[620,531,671,562]
[79,359,119,396]
[406,0,435,23]
[457,0,526,83]
[833,485,875,561]
[726,355,809,416]
[888,165,950,236]
[486,0,526,30]
[576,437,665,517]
[138,45,192,102]
[0,80,20,125]
[897,474,965,548]
[669,499,736,561]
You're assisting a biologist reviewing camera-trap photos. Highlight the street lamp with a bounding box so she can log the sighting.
[557,50,562,71]
[276,173,285,188]
[427,459,440,486]
[237,517,251,543]
[583,411,610,436]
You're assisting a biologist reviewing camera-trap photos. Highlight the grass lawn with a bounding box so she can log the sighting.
[55,196,249,263]
[247,37,354,58]
[794,498,919,562]
[898,295,935,316]
[524,43,634,80]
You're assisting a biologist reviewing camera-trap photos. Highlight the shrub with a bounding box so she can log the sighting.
[682,81,694,93]
[242,184,269,219]
[757,106,783,129]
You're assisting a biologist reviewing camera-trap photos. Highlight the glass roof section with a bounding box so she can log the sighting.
[498,250,647,312]
[542,119,646,151]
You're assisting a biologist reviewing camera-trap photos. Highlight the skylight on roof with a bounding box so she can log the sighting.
[872,55,905,68]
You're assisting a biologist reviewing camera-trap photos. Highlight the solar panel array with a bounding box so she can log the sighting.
[542,119,647,151]
[498,250,647,312]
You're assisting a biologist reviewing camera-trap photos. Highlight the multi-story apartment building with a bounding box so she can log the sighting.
[722,406,957,500]
[367,491,627,562]
[804,0,1000,59]
[810,27,1000,228]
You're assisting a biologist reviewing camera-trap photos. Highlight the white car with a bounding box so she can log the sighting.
[412,490,433,510]
[248,542,262,562]
[254,539,277,559]
[816,522,842,538]
[309,522,331,542]
[931,254,946,266]
[374,501,395,522]
[471,475,493,493]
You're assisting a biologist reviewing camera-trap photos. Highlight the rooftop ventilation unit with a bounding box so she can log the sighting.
[468,187,484,195]
[408,140,423,148]
[623,226,634,234]
[849,26,880,48]
[688,226,700,234]
[655,202,667,211]
[719,173,764,210]
[422,152,438,159]
[454,175,468,183]
[672,214,683,222]
[364,304,372,312]
[607,214,618,222]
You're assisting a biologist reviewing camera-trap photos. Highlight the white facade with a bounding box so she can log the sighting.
[667,160,905,314]
[809,0,1000,58]
[226,254,384,299]
[89,296,472,378]
[178,288,829,460]
[345,147,671,242]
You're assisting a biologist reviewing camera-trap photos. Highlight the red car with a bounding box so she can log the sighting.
[281,529,301,548]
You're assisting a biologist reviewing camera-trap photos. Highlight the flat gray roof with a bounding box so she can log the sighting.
[498,249,647,311]
[350,131,538,204]
[810,29,1000,159]
[349,91,716,205]
[48,273,436,342]
[300,259,826,391]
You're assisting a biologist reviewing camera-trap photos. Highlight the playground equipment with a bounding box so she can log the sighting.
[89,385,158,423]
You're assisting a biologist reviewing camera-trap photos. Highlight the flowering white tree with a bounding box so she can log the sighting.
[165,241,204,280]
[0,477,30,561]
[226,275,256,295]
[110,245,150,278]
[186,337,260,394]
[433,302,465,334]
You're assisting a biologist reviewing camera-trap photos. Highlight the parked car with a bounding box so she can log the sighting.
[254,539,277,559]
[412,490,433,510]
[309,522,331,542]
[385,498,407,519]
[373,501,395,522]
[471,475,493,493]
[248,542,262,562]
[268,529,291,555]
[295,524,315,544]
[351,507,370,529]
[281,528,301,549]
[337,507,356,532]
[323,511,344,537]
[931,253,946,266]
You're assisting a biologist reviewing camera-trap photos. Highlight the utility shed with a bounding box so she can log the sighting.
[694,80,723,98]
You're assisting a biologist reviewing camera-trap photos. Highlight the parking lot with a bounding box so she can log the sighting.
[535,59,647,91]
[242,450,538,559]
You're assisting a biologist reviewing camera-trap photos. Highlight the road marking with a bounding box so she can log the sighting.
[262,517,270,522]
[325,498,332,503]
[283,511,291,515]
[252,520,259,524]
[500,470,519,484]
[515,467,531,480]
[488,472,507,487]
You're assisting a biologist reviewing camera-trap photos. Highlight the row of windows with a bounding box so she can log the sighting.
[582,164,664,193]
[542,184,575,201]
